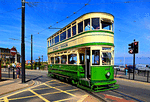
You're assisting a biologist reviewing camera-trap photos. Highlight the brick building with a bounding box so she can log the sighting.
[0,47,20,64]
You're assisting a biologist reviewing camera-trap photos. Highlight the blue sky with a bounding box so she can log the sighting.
[0,0,150,63]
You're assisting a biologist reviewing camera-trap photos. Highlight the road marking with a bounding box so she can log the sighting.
[45,80,57,83]
[77,95,88,102]
[30,90,50,102]
[32,87,50,91]
[44,83,76,97]
[3,97,8,102]
[55,85,69,88]
[115,78,150,85]
[66,89,79,92]
[8,95,36,101]
[53,97,76,102]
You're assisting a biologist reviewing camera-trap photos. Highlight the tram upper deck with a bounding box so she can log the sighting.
[47,12,114,54]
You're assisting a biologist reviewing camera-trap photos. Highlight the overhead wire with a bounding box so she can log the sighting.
[0,7,21,14]
[31,0,91,35]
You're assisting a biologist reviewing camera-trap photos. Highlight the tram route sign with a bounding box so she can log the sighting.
[10,47,17,56]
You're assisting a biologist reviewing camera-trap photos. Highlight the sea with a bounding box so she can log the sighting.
[114,57,150,66]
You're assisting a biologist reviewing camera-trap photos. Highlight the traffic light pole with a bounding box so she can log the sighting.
[21,0,25,83]
[133,39,135,80]
[31,35,33,70]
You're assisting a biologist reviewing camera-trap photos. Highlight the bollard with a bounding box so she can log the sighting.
[115,69,117,78]
[147,71,149,82]
[13,67,15,79]
[128,70,130,79]
[8,68,10,78]
[144,70,146,77]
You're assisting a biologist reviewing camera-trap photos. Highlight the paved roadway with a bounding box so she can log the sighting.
[0,70,100,102]
[1,70,150,102]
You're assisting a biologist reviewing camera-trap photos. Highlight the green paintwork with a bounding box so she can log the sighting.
[48,42,114,54]
[48,64,119,92]
[48,64,85,80]
[48,30,114,48]
[91,66,114,81]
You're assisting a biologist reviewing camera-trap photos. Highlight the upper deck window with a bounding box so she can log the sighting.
[55,35,59,44]
[60,31,66,41]
[92,18,100,29]
[68,28,71,38]
[78,21,83,33]
[72,25,76,36]
[102,21,111,30]
[84,19,94,31]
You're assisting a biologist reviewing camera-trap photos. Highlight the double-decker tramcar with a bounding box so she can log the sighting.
[47,12,119,92]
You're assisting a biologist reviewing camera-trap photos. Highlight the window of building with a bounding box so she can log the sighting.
[52,38,54,45]
[50,40,51,46]
[60,31,66,41]
[72,26,76,36]
[92,18,100,29]
[78,21,83,33]
[55,56,60,64]
[92,50,100,65]
[102,52,111,65]
[47,41,49,47]
[55,35,59,44]
[79,53,84,64]
[68,28,71,38]
[102,21,111,30]
[68,54,77,64]
[61,55,67,64]
[51,57,54,64]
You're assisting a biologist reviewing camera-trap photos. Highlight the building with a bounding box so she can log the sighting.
[0,47,20,64]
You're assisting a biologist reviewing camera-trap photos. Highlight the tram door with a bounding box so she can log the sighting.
[85,49,90,79]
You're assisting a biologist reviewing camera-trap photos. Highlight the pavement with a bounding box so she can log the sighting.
[0,68,150,102]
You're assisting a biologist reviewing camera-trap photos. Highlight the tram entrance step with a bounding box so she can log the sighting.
[79,78,90,87]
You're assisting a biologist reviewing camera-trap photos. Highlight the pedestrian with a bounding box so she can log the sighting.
[16,63,21,79]
[125,64,128,75]
[8,64,10,71]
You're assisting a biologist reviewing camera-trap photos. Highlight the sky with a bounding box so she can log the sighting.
[0,0,150,64]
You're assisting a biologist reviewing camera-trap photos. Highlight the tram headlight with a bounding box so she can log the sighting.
[106,72,110,77]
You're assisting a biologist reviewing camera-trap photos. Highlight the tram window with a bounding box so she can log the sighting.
[72,26,76,36]
[102,52,111,65]
[79,54,84,64]
[78,21,83,33]
[84,19,94,31]
[55,56,60,64]
[61,55,67,64]
[92,18,100,29]
[92,50,100,65]
[60,31,66,41]
[51,57,54,64]
[68,28,71,38]
[102,21,111,30]
[55,35,59,44]
[68,54,77,64]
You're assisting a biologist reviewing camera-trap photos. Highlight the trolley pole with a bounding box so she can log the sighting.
[133,39,135,80]
[21,0,25,83]
[31,34,33,70]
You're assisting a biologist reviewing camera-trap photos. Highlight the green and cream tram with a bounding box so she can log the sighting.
[47,12,118,92]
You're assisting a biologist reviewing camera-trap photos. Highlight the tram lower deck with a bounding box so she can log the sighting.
[48,46,119,92]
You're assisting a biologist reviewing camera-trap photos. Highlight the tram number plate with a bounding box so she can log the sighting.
[105,68,110,70]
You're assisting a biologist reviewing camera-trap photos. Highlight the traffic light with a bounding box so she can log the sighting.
[133,42,139,53]
[128,43,134,54]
